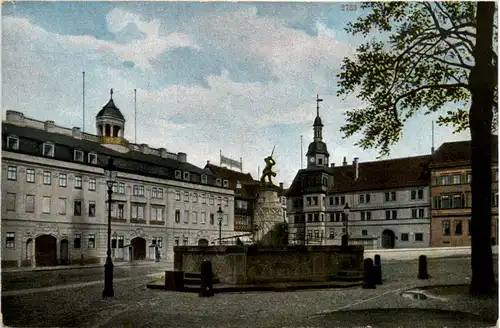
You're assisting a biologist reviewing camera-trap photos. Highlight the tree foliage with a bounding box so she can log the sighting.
[337,2,498,156]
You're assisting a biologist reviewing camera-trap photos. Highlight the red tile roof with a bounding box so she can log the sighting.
[204,163,255,189]
[431,135,498,167]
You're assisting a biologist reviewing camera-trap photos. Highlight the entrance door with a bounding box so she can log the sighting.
[35,235,57,266]
[60,239,69,265]
[131,237,146,260]
[381,230,396,249]
[198,239,209,247]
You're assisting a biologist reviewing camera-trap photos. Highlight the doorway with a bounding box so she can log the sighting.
[35,235,57,266]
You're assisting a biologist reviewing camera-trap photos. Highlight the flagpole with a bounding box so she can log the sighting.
[82,72,85,133]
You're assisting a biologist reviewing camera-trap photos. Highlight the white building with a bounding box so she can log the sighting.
[1,91,235,268]
[286,98,432,249]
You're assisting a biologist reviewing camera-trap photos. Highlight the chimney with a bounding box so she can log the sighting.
[279,182,284,190]
[72,127,82,139]
[235,181,242,195]
[207,160,210,165]
[44,120,55,132]
[177,152,187,163]
[159,148,168,158]
[342,157,347,167]
[330,163,335,168]
[354,157,359,180]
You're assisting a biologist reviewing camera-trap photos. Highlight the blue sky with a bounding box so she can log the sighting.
[2,2,471,186]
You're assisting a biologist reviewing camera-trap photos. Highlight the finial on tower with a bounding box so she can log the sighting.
[316,94,323,117]
[110,88,114,100]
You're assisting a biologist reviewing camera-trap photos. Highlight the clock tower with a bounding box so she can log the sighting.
[306,94,330,168]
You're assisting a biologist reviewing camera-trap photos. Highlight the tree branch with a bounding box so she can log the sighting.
[393,83,470,112]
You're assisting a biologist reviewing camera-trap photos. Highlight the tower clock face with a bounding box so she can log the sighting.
[310,157,315,163]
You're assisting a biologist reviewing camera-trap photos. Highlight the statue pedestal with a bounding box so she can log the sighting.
[253,182,284,247]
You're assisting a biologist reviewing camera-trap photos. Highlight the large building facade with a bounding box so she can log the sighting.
[286,98,432,249]
[430,138,498,247]
[2,92,237,268]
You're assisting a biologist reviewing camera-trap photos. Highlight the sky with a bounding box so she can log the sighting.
[2,2,472,187]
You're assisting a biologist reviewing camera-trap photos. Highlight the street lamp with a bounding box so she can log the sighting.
[103,158,117,298]
[342,203,351,246]
[217,205,224,245]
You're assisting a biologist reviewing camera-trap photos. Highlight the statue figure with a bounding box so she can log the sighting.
[260,146,277,184]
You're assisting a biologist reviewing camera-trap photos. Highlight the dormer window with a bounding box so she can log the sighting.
[74,150,84,162]
[183,172,190,181]
[201,174,207,184]
[175,170,181,179]
[6,136,19,150]
[42,142,55,157]
[216,178,222,186]
[223,179,229,187]
[88,153,98,165]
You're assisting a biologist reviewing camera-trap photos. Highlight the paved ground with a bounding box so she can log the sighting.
[1,257,498,328]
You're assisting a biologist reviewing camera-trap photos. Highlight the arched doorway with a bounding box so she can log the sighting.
[198,239,209,247]
[131,237,146,260]
[60,239,69,265]
[381,230,395,249]
[35,235,57,266]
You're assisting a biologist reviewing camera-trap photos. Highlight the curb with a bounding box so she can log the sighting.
[2,261,173,273]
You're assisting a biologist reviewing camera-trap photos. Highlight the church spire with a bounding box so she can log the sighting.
[313,94,324,141]
[316,94,323,118]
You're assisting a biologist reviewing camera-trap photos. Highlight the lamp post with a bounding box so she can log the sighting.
[343,203,351,246]
[103,158,117,298]
[217,206,223,245]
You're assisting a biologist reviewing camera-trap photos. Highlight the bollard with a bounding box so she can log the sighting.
[417,255,429,280]
[199,260,214,297]
[362,258,376,289]
[165,270,184,291]
[341,234,348,247]
[373,254,382,285]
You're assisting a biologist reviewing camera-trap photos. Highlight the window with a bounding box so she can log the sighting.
[113,203,124,219]
[360,212,365,221]
[88,234,95,248]
[133,185,144,196]
[111,235,117,249]
[329,213,334,222]
[329,229,335,239]
[411,190,416,200]
[184,210,189,223]
[174,238,179,246]
[385,211,391,220]
[366,194,371,203]
[59,173,67,187]
[314,230,319,239]
[201,212,206,224]
[210,213,215,225]
[454,220,463,235]
[216,178,222,186]
[366,212,372,220]
[42,196,51,214]
[314,213,319,222]
[452,175,461,184]
[7,136,19,150]
[492,192,499,207]
[74,200,82,216]
[467,172,472,183]
[385,192,395,201]
[175,170,182,179]
[209,195,214,205]
[441,195,450,209]
[151,207,164,221]
[441,175,450,185]
[58,197,66,215]
[6,193,16,211]
[183,172,190,181]
[329,197,333,206]
[193,211,198,224]
[183,237,188,246]
[118,182,125,194]
[152,188,158,198]
[74,176,82,189]
[5,232,15,249]
[418,208,425,218]
[88,201,96,217]
[184,192,189,202]
[359,194,365,204]
[223,179,229,187]
[335,213,341,222]
[334,197,339,205]
[201,175,207,184]
[43,171,51,185]
[74,234,81,249]
[42,143,54,157]
[401,233,409,241]
[443,220,451,235]
[340,196,345,204]
[88,153,97,165]
[313,197,318,206]
[201,194,206,204]
[118,235,124,248]
[415,233,424,242]
[412,209,417,219]
[175,209,181,223]
[417,189,424,200]
[175,191,181,201]
[7,166,17,180]
[25,195,35,212]
[157,188,164,199]
[74,150,84,162]
[306,197,312,206]
[193,193,199,203]
[362,230,368,236]
[89,178,96,191]
[392,210,397,220]
[26,168,35,183]
[131,204,145,220]
[451,195,462,208]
